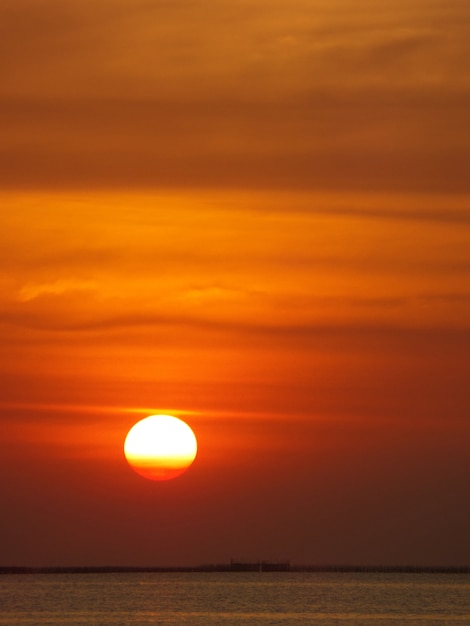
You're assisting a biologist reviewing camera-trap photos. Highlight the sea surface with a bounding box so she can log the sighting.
[1,572,469,625]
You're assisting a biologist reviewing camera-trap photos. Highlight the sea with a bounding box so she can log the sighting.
[1,572,469,625]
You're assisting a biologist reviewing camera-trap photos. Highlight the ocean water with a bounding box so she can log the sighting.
[0,572,469,625]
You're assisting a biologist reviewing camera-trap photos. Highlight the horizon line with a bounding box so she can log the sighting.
[2,564,469,575]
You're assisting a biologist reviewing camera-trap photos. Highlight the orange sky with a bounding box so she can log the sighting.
[1,0,469,567]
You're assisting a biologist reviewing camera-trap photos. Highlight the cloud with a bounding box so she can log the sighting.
[0,0,469,191]
[1,91,469,191]
[2,0,469,98]
[17,279,98,302]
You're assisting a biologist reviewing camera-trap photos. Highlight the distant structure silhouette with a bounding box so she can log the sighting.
[229,559,291,572]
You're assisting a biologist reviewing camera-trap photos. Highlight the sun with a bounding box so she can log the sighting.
[124,415,197,481]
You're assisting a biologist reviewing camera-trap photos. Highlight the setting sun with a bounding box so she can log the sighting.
[124,415,197,481]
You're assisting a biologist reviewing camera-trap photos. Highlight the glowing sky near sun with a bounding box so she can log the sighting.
[0,0,469,568]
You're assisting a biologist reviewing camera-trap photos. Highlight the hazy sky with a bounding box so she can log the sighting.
[1,0,469,567]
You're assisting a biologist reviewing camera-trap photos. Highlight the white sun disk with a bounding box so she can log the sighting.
[124,414,197,480]
[125,415,196,458]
